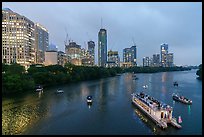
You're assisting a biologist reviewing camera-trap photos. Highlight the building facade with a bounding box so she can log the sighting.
[44,50,58,66]
[123,46,137,67]
[98,29,107,67]
[160,43,168,67]
[65,41,82,66]
[153,54,160,67]
[167,53,174,67]
[35,23,49,64]
[57,51,67,67]
[143,57,150,67]
[2,8,35,69]
[107,50,120,67]
[44,50,67,66]
[87,40,95,66]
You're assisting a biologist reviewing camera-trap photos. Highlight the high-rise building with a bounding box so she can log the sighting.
[65,41,82,66]
[167,53,174,67]
[88,40,95,66]
[35,23,49,64]
[44,50,67,66]
[123,46,137,67]
[160,43,168,67]
[98,29,107,67]
[153,54,160,67]
[81,48,92,66]
[143,57,150,67]
[44,50,58,66]
[107,50,120,67]
[2,8,35,69]
[57,51,67,67]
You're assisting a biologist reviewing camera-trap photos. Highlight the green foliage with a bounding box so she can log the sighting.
[6,63,25,74]
[196,64,202,80]
[2,62,193,96]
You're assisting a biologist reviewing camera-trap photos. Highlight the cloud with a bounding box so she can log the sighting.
[2,2,202,66]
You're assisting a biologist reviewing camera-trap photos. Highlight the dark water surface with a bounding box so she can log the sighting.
[2,69,202,135]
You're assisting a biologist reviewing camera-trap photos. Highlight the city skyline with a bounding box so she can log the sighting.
[2,2,202,66]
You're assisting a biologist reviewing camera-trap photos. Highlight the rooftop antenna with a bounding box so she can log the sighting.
[132,37,136,46]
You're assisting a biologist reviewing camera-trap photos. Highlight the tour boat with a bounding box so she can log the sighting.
[172,93,192,105]
[87,95,93,103]
[131,92,182,129]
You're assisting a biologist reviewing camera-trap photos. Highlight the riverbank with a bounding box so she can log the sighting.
[2,63,192,96]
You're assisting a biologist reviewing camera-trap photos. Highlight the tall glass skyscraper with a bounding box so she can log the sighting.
[88,40,95,66]
[98,29,107,67]
[35,23,49,64]
[160,43,168,67]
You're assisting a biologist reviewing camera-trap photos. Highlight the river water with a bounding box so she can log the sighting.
[2,69,202,135]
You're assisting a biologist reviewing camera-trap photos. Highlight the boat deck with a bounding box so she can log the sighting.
[170,118,182,128]
[132,99,168,129]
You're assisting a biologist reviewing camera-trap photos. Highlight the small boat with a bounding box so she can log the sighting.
[133,77,139,80]
[143,85,148,89]
[35,85,43,92]
[173,82,178,86]
[178,116,182,124]
[87,95,92,103]
[56,89,64,94]
[172,93,192,105]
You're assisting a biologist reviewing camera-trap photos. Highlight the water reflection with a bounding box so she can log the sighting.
[188,105,191,115]
[2,95,49,135]
[132,107,163,135]
[38,90,43,98]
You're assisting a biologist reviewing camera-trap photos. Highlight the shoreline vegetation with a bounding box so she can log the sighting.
[2,63,193,96]
[196,64,202,80]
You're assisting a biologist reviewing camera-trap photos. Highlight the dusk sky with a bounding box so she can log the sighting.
[2,2,202,66]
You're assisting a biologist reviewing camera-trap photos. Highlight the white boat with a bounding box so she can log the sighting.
[132,92,182,129]
[143,85,148,89]
[35,85,43,92]
[56,89,64,93]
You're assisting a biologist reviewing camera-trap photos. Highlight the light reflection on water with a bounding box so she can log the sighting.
[2,97,49,135]
[2,70,202,135]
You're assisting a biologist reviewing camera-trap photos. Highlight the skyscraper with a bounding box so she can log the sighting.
[65,41,82,66]
[160,43,168,67]
[143,57,150,67]
[107,50,120,67]
[2,8,35,69]
[35,23,49,64]
[98,29,107,67]
[153,54,160,67]
[88,40,95,66]
[167,53,174,67]
[123,46,137,67]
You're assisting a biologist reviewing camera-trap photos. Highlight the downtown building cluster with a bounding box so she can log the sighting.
[2,8,174,69]
[143,43,174,67]
[2,8,95,69]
